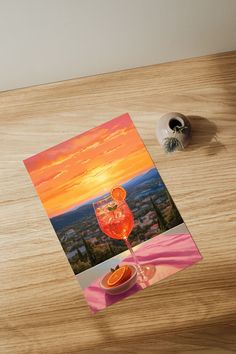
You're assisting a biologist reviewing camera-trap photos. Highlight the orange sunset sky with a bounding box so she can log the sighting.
[24,114,154,218]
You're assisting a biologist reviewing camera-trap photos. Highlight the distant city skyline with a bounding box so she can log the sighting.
[24,114,154,218]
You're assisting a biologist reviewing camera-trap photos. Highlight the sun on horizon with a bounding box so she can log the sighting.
[24,114,154,218]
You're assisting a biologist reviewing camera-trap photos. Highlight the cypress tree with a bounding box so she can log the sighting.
[165,190,183,226]
[80,235,96,266]
[150,197,167,232]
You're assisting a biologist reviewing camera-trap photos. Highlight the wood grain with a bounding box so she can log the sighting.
[0,51,236,353]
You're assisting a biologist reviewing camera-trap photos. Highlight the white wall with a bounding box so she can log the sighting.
[1,0,236,91]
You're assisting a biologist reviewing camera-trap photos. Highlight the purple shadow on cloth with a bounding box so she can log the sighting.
[83,233,202,313]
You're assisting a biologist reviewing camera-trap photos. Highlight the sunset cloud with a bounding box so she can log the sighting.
[24,114,154,217]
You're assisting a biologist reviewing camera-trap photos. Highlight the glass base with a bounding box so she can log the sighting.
[136,264,156,285]
[141,264,156,279]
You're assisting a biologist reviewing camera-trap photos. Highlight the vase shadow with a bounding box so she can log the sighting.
[187,115,226,155]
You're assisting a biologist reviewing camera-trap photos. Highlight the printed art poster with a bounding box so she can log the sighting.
[24,113,202,313]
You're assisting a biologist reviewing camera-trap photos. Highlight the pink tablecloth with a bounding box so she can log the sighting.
[83,233,202,313]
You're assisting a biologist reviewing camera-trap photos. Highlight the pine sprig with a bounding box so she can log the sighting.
[173,125,188,133]
[163,137,183,153]
[163,124,188,153]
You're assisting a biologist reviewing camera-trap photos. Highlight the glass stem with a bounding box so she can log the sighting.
[124,238,145,281]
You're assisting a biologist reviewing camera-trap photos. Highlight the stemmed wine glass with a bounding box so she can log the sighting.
[93,194,149,282]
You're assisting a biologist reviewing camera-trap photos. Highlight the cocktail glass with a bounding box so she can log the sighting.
[93,195,153,282]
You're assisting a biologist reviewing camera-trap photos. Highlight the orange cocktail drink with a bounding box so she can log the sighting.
[95,198,134,240]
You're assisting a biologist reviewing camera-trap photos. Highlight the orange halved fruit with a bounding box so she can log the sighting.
[111,186,126,202]
[107,265,132,287]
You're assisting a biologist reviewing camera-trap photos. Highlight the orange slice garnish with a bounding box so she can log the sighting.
[107,265,131,287]
[111,186,126,202]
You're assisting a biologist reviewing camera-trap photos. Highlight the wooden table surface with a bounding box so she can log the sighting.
[1,51,236,353]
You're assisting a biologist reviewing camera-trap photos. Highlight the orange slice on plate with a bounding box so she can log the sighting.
[107,265,131,287]
[111,186,126,202]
